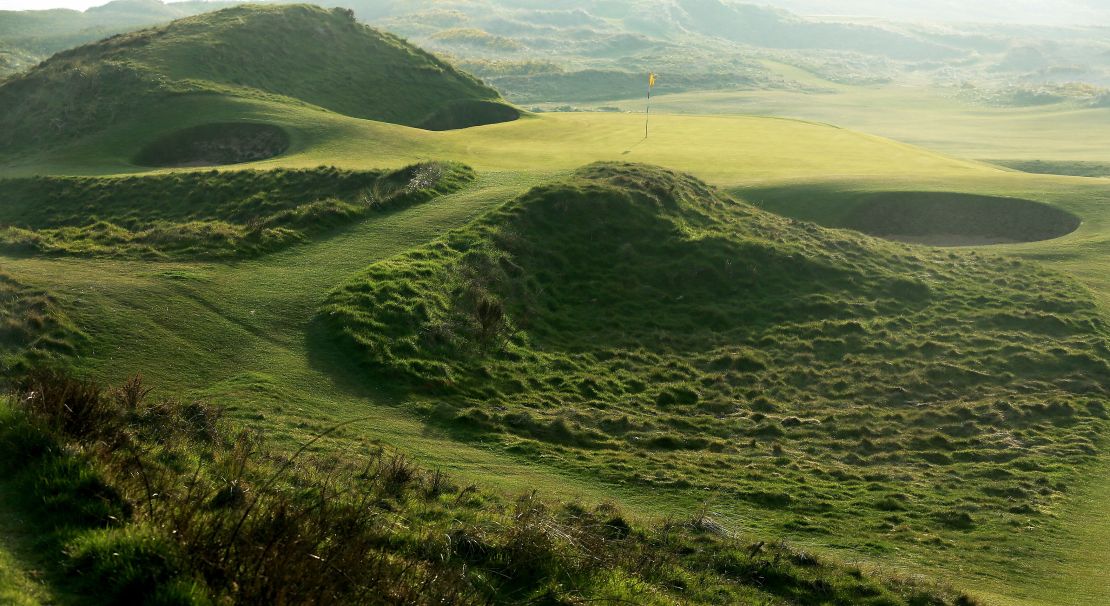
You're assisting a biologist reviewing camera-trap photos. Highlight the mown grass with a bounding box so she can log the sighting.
[323,163,1110,580]
[0,370,980,605]
[0,162,472,259]
[586,85,1110,164]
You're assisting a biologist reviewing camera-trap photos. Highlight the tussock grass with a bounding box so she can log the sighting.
[0,162,473,259]
[0,370,979,605]
[0,272,83,375]
[323,162,1110,570]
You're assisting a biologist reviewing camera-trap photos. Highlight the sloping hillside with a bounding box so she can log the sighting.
[0,4,518,155]
[324,162,1110,567]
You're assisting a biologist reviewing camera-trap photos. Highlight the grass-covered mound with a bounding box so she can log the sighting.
[0,162,473,259]
[133,122,290,167]
[0,3,519,154]
[840,192,1081,246]
[0,370,978,605]
[0,272,84,375]
[324,162,1110,562]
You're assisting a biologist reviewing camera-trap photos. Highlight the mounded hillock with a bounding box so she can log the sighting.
[323,162,1110,560]
[0,3,519,154]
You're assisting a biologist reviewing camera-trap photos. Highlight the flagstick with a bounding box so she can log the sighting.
[644,79,652,140]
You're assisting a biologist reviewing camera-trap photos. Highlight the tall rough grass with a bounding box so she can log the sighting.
[0,370,980,605]
[0,162,474,259]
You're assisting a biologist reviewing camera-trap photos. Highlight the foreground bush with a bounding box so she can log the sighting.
[0,370,979,605]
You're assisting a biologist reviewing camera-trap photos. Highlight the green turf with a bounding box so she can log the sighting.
[0,490,51,606]
[0,270,84,374]
[2,46,1110,604]
[5,113,1110,604]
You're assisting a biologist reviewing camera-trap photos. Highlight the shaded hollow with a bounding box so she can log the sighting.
[843,192,1080,246]
[134,123,290,167]
[418,100,521,131]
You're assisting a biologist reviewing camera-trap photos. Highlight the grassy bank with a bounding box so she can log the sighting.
[0,370,979,605]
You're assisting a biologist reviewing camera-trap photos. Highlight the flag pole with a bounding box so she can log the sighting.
[644,73,653,139]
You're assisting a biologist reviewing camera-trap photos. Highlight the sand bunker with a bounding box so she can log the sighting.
[134,123,290,167]
[843,192,1080,247]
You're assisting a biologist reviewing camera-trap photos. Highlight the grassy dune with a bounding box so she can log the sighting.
[3,98,1110,604]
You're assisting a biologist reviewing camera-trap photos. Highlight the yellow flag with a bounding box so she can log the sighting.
[649,72,656,88]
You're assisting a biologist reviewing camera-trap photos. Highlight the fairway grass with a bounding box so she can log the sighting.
[582,84,1110,164]
[3,105,1110,605]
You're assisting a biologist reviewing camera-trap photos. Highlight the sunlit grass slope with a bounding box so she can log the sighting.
[0,92,990,185]
[3,105,1110,604]
[731,172,1110,606]
[586,85,1110,164]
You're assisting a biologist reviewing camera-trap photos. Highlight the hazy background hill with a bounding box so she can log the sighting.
[335,0,1110,107]
[760,0,1110,26]
[3,0,1108,109]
